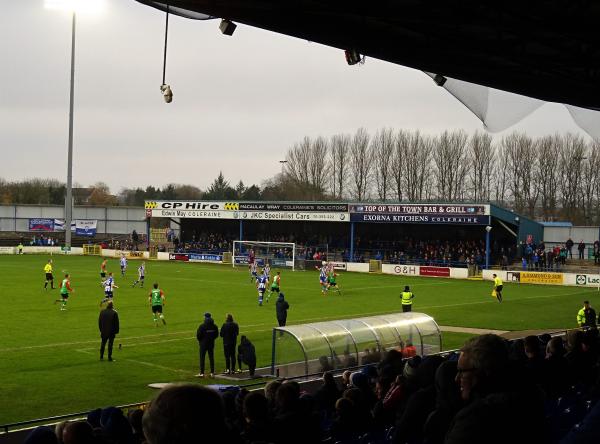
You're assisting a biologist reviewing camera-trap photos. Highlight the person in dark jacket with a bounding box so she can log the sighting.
[566,238,574,258]
[237,335,257,377]
[445,334,546,444]
[220,313,239,375]
[196,312,219,378]
[99,301,119,361]
[276,293,289,327]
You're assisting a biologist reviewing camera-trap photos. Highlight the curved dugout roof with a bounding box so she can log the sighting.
[271,312,441,377]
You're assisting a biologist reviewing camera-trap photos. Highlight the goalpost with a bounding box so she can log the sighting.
[232,241,296,271]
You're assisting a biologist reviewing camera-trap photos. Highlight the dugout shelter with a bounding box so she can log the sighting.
[270,312,441,378]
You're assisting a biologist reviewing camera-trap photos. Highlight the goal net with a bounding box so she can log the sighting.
[232,241,296,271]
[83,244,102,256]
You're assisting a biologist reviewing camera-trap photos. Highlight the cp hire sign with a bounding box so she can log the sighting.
[145,201,239,218]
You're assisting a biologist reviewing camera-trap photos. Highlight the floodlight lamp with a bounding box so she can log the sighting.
[485,225,492,233]
[219,19,237,36]
[44,0,105,15]
[433,74,447,86]
[160,84,173,103]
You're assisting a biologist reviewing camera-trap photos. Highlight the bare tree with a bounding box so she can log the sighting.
[349,127,372,200]
[371,127,395,201]
[405,132,433,201]
[329,134,350,199]
[285,137,311,187]
[433,130,469,201]
[580,139,600,224]
[559,133,586,222]
[391,130,409,201]
[493,139,509,206]
[308,136,328,196]
[468,131,494,202]
[535,135,560,220]
[502,132,535,214]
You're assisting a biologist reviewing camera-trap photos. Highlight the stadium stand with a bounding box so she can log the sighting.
[7,330,600,444]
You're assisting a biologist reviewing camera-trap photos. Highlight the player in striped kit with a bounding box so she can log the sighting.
[250,261,258,283]
[132,262,146,288]
[120,254,128,276]
[100,272,119,306]
[317,264,328,295]
[256,274,268,306]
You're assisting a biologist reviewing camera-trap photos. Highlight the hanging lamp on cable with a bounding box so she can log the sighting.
[160,4,173,103]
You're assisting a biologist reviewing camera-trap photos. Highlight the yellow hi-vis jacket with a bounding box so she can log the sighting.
[401,291,414,306]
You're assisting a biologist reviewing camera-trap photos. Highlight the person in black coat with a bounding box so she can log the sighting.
[238,335,257,377]
[196,312,219,378]
[220,313,239,375]
[276,293,289,327]
[99,301,119,361]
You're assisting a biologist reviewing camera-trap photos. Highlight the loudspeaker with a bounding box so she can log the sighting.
[219,19,237,36]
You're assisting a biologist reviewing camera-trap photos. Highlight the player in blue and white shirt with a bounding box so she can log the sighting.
[316,264,328,295]
[120,255,128,276]
[256,274,268,306]
[100,272,119,305]
[132,262,145,288]
[263,264,271,281]
[250,262,258,283]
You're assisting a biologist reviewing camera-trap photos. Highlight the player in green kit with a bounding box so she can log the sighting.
[266,271,281,302]
[148,283,166,326]
[327,271,341,295]
[55,274,74,311]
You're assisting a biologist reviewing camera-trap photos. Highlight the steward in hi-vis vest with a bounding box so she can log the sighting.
[401,285,414,312]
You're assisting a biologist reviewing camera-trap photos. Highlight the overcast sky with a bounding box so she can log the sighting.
[0,1,589,194]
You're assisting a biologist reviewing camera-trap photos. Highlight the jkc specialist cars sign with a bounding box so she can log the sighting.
[145,201,349,222]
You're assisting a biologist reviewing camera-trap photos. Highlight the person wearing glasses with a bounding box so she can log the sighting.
[445,334,545,444]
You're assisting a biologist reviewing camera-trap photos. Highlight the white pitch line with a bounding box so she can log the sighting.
[75,348,191,375]
[2,287,591,353]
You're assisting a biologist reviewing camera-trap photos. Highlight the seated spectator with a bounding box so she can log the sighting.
[444,334,545,444]
[393,355,444,444]
[242,391,273,443]
[330,398,360,442]
[273,382,320,444]
[62,421,95,444]
[24,426,58,444]
[402,341,417,358]
[544,336,570,400]
[315,371,340,414]
[142,384,233,444]
[342,348,357,368]
[128,408,145,444]
[318,355,333,372]
[423,360,462,444]
[341,370,352,389]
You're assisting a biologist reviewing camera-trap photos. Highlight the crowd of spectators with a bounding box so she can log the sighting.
[351,238,515,268]
[28,235,58,246]
[519,238,600,271]
[22,330,600,444]
[173,233,231,254]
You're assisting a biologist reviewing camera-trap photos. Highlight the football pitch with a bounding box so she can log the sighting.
[0,255,596,425]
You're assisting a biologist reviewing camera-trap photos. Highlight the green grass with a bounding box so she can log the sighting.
[0,255,597,424]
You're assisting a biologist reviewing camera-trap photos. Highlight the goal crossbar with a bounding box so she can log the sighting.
[232,240,296,271]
